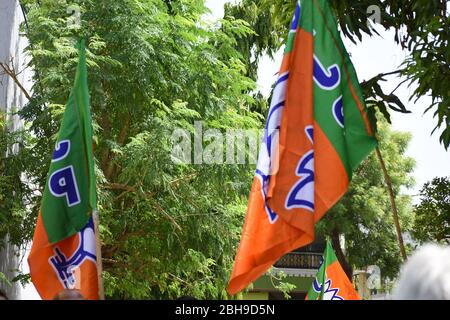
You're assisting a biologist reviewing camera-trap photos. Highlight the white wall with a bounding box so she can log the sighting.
[0,0,37,300]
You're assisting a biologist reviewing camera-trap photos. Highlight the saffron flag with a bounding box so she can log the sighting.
[227,0,377,295]
[28,39,99,300]
[306,241,360,300]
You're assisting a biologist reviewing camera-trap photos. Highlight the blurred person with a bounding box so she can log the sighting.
[393,243,450,300]
[53,289,85,300]
[0,288,8,300]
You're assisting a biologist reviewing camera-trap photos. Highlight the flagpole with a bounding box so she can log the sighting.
[375,146,407,261]
[93,210,105,300]
[79,37,105,300]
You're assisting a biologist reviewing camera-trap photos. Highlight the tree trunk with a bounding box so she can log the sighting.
[104,113,130,180]
[330,228,353,280]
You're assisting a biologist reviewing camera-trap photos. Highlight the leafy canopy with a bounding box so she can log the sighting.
[9,0,260,299]
[412,177,450,245]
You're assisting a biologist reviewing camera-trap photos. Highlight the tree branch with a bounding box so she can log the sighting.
[0,61,32,100]
[389,78,409,96]
[105,112,130,180]
[330,228,353,280]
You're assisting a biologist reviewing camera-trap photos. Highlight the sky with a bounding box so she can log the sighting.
[206,0,450,200]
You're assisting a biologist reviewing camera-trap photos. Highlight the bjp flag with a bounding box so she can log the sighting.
[28,39,99,300]
[227,0,377,295]
[306,241,360,300]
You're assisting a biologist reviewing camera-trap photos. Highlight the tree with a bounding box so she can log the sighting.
[412,177,450,245]
[5,0,260,299]
[0,111,36,250]
[226,0,450,149]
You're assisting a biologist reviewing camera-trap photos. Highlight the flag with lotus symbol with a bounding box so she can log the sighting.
[306,240,360,300]
[28,39,99,300]
[227,0,377,295]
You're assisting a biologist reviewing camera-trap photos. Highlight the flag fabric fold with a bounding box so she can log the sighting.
[28,39,99,300]
[227,0,377,295]
[306,240,360,300]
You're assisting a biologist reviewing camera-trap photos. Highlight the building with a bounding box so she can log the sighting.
[244,241,325,300]
[0,0,33,300]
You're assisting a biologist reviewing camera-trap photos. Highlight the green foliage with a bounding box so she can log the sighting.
[14,0,259,299]
[0,112,37,249]
[0,0,436,299]
[402,6,450,149]
[316,118,415,279]
[226,0,450,148]
[0,271,13,288]
[267,269,296,299]
[412,177,450,245]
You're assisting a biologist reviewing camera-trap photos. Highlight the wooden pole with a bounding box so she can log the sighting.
[93,210,105,300]
[375,146,407,261]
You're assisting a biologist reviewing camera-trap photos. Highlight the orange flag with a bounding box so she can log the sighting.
[28,215,99,300]
[227,0,376,295]
[27,39,99,300]
[306,240,360,300]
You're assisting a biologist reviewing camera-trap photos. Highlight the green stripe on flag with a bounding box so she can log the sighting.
[41,39,97,244]
[300,0,377,178]
[306,240,338,300]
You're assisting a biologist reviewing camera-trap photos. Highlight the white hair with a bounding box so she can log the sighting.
[393,243,450,300]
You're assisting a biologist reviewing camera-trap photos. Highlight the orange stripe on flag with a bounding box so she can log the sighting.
[268,28,315,229]
[228,29,318,295]
[313,121,349,222]
[324,261,360,300]
[28,212,99,300]
[227,178,312,295]
[279,52,291,75]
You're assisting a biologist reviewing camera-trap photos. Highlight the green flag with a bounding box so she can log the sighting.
[306,241,360,300]
[41,38,97,244]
